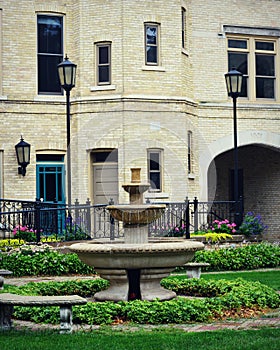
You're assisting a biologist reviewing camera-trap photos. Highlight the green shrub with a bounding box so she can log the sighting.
[193,242,280,271]
[7,277,279,326]
[0,246,95,277]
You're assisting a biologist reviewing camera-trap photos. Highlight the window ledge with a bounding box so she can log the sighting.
[0,95,7,100]
[90,85,116,92]
[181,48,189,56]
[145,192,169,200]
[142,66,166,72]
[188,173,195,180]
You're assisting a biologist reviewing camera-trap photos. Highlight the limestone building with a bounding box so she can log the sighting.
[0,0,279,239]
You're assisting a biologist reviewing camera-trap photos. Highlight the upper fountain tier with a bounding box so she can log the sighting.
[122,167,150,205]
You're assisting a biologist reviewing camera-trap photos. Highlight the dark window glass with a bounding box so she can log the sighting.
[37,154,64,162]
[150,173,160,190]
[256,55,275,76]
[228,39,247,49]
[37,15,63,94]
[93,151,118,163]
[255,41,274,51]
[99,46,109,64]
[149,153,160,170]
[256,78,275,98]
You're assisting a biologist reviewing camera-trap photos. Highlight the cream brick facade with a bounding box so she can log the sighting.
[0,0,279,239]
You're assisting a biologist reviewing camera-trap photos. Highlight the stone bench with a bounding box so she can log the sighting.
[179,262,210,279]
[0,270,13,290]
[0,293,87,333]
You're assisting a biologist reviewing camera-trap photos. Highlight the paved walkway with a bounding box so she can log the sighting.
[3,274,280,333]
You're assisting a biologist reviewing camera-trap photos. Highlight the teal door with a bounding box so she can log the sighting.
[36,155,65,236]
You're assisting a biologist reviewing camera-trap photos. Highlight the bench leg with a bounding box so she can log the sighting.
[0,305,13,331]
[0,276,4,290]
[186,267,202,279]
[59,306,72,334]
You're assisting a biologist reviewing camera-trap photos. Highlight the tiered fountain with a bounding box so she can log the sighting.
[70,168,204,301]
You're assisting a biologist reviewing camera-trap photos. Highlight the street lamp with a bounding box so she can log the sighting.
[225,68,243,226]
[15,136,31,176]
[57,56,77,207]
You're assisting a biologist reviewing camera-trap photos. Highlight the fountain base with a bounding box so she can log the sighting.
[94,267,176,301]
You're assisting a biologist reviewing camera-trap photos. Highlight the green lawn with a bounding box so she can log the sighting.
[201,270,280,290]
[171,269,280,290]
[0,328,280,350]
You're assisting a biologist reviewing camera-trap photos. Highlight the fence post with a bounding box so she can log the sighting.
[193,197,198,232]
[109,198,115,241]
[34,198,41,243]
[184,197,190,239]
[86,198,91,235]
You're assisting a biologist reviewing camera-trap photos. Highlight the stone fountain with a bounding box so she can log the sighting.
[70,168,204,301]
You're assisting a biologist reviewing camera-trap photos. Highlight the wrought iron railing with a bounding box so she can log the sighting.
[0,197,242,242]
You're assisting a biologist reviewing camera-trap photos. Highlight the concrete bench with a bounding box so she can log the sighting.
[0,270,13,290]
[0,293,87,333]
[180,262,210,279]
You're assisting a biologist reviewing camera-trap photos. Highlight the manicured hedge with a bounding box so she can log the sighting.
[193,242,280,271]
[6,277,279,325]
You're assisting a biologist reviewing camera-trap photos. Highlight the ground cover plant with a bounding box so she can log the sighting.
[0,328,279,350]
[2,276,279,326]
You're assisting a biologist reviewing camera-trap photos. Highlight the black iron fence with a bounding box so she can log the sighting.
[0,197,243,242]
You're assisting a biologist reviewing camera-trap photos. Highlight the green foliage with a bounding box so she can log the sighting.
[13,225,37,242]
[238,212,267,237]
[204,232,233,243]
[10,279,109,297]
[193,242,280,271]
[0,246,95,277]
[6,277,279,326]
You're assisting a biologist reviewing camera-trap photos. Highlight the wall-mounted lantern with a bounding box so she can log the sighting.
[15,136,31,176]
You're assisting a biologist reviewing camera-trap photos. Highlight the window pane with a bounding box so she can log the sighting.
[146,46,157,63]
[99,46,109,64]
[98,66,109,83]
[256,55,274,76]
[38,55,62,93]
[38,16,62,54]
[146,26,157,45]
[149,153,159,170]
[150,173,160,190]
[256,77,275,98]
[256,41,274,51]
[228,52,248,75]
[240,76,248,98]
[45,173,56,201]
[228,39,247,49]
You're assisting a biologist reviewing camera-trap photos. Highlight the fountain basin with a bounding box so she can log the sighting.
[106,204,166,225]
[70,240,203,269]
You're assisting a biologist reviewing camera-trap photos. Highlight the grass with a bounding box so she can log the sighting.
[0,328,280,350]
[171,269,280,290]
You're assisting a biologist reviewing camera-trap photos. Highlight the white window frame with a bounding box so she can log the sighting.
[227,35,278,101]
[96,42,111,85]
[145,23,160,66]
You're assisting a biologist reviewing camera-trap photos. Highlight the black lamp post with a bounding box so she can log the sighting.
[15,136,31,176]
[57,56,77,207]
[224,68,243,226]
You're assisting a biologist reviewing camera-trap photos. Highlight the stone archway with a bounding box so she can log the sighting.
[200,131,280,241]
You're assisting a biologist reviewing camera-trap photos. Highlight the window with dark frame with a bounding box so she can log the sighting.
[37,15,63,94]
[145,24,158,65]
[227,37,276,99]
[148,150,162,191]
[181,7,186,49]
[96,43,111,85]
[187,131,192,174]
